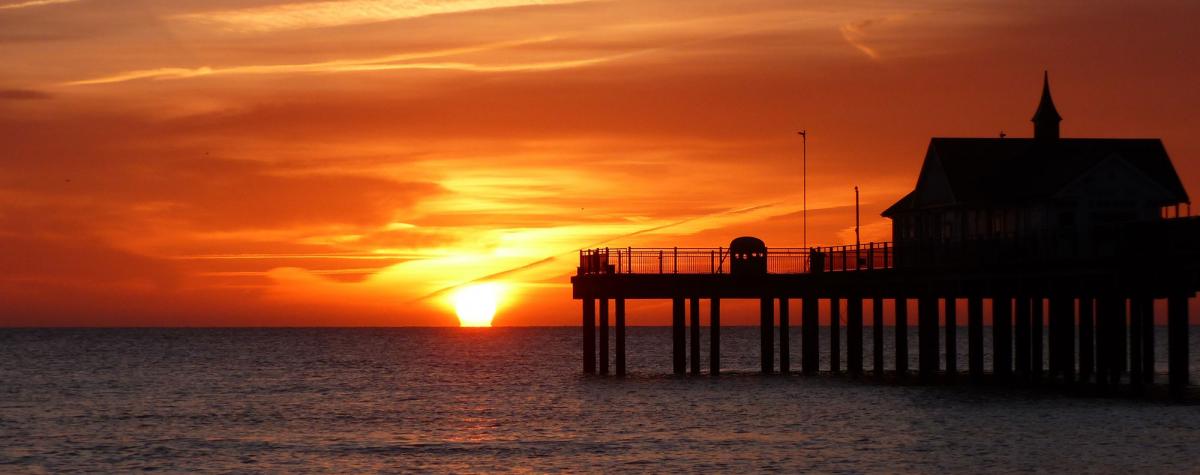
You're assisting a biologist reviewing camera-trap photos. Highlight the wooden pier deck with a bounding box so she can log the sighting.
[571,228,1200,397]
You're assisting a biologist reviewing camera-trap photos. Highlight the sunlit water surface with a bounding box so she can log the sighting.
[2,328,1199,472]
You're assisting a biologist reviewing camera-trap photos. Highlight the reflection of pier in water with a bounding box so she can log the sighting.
[571,74,1199,397]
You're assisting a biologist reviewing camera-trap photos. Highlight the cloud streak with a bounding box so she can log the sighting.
[0,0,78,10]
[176,0,589,33]
[63,36,629,86]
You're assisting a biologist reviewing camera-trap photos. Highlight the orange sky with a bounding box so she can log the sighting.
[2,0,1199,326]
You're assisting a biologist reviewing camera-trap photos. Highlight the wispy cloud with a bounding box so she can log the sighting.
[840,18,882,60]
[0,0,78,10]
[177,0,589,33]
[63,36,630,86]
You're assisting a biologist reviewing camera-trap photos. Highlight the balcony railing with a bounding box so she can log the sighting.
[577,243,893,275]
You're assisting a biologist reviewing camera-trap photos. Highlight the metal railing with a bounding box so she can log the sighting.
[577,242,894,275]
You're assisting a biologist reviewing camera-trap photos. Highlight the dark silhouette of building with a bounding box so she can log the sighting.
[882,72,1190,267]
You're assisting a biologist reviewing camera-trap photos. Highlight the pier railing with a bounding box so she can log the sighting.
[577,243,894,275]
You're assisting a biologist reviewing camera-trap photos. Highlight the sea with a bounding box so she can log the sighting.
[2,327,1199,473]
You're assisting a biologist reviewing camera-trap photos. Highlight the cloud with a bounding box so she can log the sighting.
[0,0,78,10]
[176,0,590,33]
[840,18,883,60]
[62,36,634,86]
[0,88,51,100]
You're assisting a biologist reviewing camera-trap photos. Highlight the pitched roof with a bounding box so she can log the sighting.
[882,138,1190,216]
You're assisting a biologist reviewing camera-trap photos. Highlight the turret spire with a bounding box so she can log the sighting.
[1032,71,1061,140]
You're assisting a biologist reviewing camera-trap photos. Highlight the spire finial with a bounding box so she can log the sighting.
[1032,70,1062,140]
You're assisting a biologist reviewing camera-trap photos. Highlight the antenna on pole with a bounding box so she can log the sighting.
[798,130,807,249]
[855,185,860,249]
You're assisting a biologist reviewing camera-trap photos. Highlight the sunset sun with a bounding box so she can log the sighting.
[453,283,504,327]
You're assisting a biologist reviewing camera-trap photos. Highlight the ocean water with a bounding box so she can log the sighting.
[2,327,1199,473]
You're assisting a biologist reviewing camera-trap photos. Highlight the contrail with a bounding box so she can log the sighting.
[410,202,779,302]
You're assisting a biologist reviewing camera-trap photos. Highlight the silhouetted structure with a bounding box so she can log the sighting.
[573,73,1198,398]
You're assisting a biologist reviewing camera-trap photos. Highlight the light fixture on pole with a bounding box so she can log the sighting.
[798,129,807,249]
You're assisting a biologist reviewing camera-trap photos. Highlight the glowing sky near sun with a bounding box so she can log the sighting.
[1,0,1198,326]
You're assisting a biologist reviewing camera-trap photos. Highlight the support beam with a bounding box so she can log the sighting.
[1141,298,1154,383]
[779,298,791,374]
[616,298,626,377]
[830,298,841,373]
[1015,296,1030,378]
[690,297,701,376]
[968,296,983,382]
[583,297,596,375]
[945,297,957,376]
[1050,296,1074,383]
[760,296,774,374]
[672,297,685,375]
[848,296,863,376]
[896,297,908,377]
[599,298,609,376]
[1168,294,1189,396]
[918,295,939,381]
[1079,296,1094,382]
[803,296,819,375]
[710,298,720,376]
[1130,296,1144,388]
[873,298,884,376]
[993,296,1012,380]
[1097,295,1121,386]
[1031,297,1044,381]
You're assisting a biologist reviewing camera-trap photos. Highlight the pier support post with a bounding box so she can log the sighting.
[895,297,909,378]
[616,298,626,377]
[848,296,863,377]
[803,296,819,375]
[780,298,791,374]
[1130,296,1144,388]
[690,297,701,376]
[1140,298,1154,383]
[583,297,596,374]
[968,296,983,382]
[1015,296,1030,378]
[1097,295,1120,386]
[873,298,884,376]
[1049,296,1074,382]
[760,297,774,374]
[710,298,721,376]
[1079,296,1094,382]
[918,295,938,382]
[1168,294,1189,396]
[672,297,685,375]
[993,296,1012,380]
[1116,297,1128,377]
[830,298,841,373]
[600,298,609,375]
[1031,297,1044,381]
[945,297,957,377]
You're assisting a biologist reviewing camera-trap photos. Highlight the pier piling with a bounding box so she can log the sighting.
[1168,294,1189,395]
[710,298,721,376]
[803,296,819,375]
[968,296,983,381]
[760,297,774,374]
[831,298,841,373]
[1079,296,1094,382]
[896,298,909,377]
[918,295,938,381]
[994,296,1013,380]
[1015,296,1031,378]
[672,297,685,375]
[690,297,701,375]
[583,297,596,374]
[780,298,791,374]
[873,298,884,375]
[616,298,626,376]
[848,296,863,376]
[1032,297,1044,381]
[945,297,958,376]
[600,298,609,375]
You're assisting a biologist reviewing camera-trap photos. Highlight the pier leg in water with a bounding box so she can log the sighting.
[993,296,1012,381]
[873,298,884,376]
[895,297,908,378]
[1140,298,1154,383]
[1031,297,1044,381]
[616,298,626,377]
[1097,295,1120,386]
[583,297,596,374]
[830,298,841,373]
[760,297,774,374]
[1168,294,1190,397]
[1079,296,1094,383]
[968,296,983,382]
[672,297,685,375]
[690,297,700,376]
[918,296,938,382]
[848,296,863,377]
[1049,296,1073,383]
[803,296,819,375]
[710,298,720,376]
[1130,296,1143,389]
[779,298,790,374]
[1116,297,1128,377]
[1015,296,1030,379]
[599,298,609,376]
[945,297,957,377]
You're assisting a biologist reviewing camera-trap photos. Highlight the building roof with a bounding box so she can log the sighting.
[882,137,1190,217]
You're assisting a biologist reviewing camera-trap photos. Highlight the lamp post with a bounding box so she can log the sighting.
[798,130,807,249]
